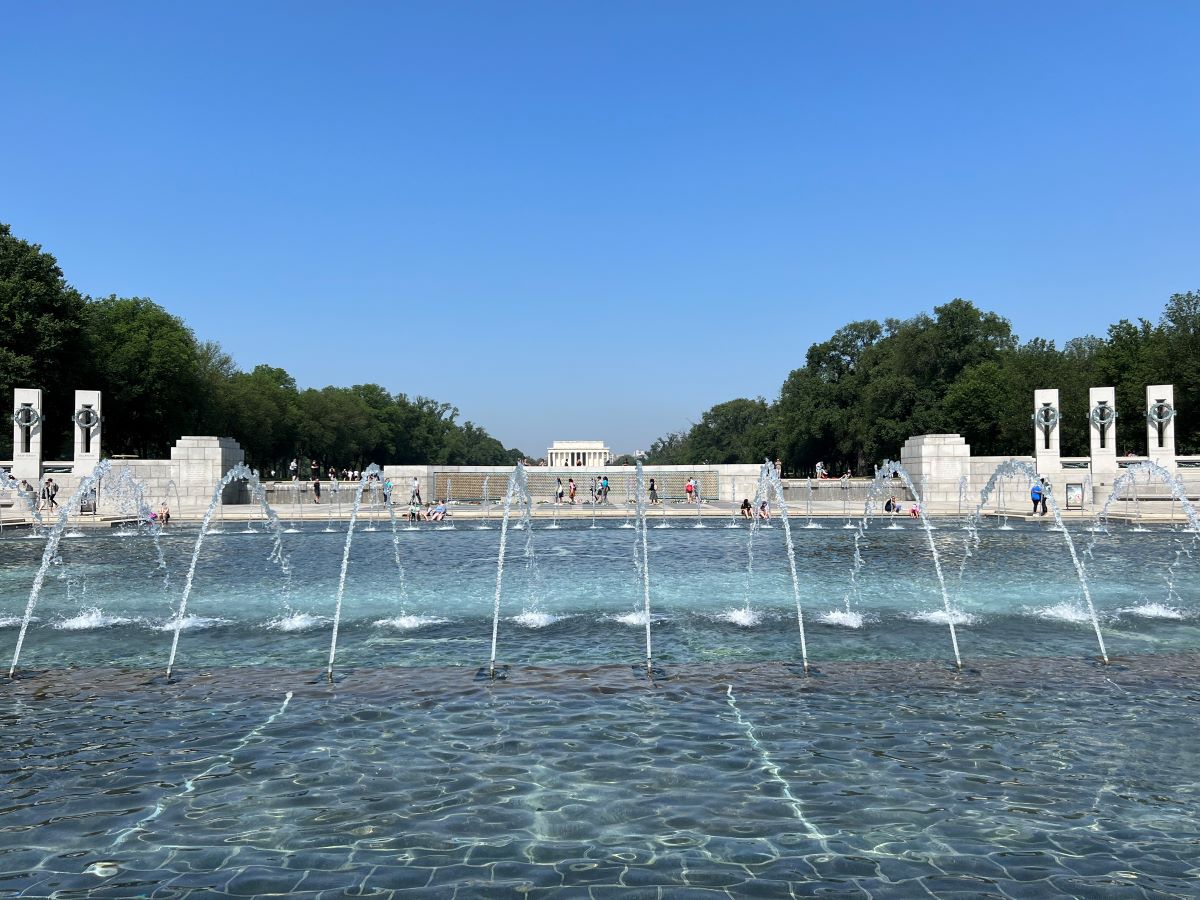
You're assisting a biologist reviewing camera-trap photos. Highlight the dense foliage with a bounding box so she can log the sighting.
[0,224,523,470]
[647,296,1200,474]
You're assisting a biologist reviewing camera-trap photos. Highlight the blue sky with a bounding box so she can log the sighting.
[4,3,1197,456]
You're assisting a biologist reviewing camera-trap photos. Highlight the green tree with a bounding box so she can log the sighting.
[83,296,206,458]
[0,223,87,457]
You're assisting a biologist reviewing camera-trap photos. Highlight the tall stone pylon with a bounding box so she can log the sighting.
[1145,384,1177,472]
[1032,388,1062,474]
[1088,387,1118,476]
[11,388,43,482]
[72,390,103,472]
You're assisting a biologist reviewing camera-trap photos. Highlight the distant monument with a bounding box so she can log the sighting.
[546,440,612,467]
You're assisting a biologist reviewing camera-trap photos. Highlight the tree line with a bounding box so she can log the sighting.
[1,224,524,471]
[646,294,1200,474]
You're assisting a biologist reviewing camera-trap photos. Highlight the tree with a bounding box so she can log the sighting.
[83,296,206,458]
[0,223,88,457]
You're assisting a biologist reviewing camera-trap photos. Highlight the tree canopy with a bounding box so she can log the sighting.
[0,224,524,468]
[647,294,1200,473]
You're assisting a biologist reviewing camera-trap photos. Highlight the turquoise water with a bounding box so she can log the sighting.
[2,521,1199,896]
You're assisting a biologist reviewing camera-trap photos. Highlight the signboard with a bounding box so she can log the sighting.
[1065,483,1084,510]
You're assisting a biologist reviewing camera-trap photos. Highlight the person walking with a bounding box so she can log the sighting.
[42,478,59,511]
[289,458,299,481]
[555,477,564,505]
[568,478,576,504]
[410,476,422,504]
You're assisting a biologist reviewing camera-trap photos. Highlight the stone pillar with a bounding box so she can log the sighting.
[1088,387,1118,477]
[1033,389,1062,473]
[899,434,970,507]
[11,388,43,482]
[72,389,103,474]
[1145,384,1177,471]
[169,436,246,508]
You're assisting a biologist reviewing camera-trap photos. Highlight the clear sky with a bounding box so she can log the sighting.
[4,3,1198,457]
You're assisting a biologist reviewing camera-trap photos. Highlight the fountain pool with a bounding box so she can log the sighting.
[3,515,1200,895]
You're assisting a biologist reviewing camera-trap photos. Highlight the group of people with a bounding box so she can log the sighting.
[883,496,921,517]
[407,499,448,522]
[740,498,771,519]
[554,477,581,504]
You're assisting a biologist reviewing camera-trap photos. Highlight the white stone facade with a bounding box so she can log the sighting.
[546,440,612,467]
[10,388,43,482]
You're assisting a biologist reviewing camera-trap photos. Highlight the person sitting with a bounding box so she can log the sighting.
[758,500,771,520]
[909,503,920,518]
[158,503,171,527]
[740,498,753,518]
[884,496,897,514]
[431,500,448,522]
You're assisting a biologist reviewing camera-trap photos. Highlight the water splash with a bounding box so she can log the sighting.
[970,458,1108,663]
[880,460,962,669]
[325,464,383,680]
[489,464,531,676]
[165,464,292,679]
[635,460,654,672]
[9,460,112,676]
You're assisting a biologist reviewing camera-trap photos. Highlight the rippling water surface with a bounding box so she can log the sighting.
[2,522,1199,895]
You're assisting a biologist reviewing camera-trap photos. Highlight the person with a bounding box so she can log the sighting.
[601,476,610,502]
[1038,479,1049,516]
[431,500,448,522]
[568,478,576,504]
[383,478,392,505]
[740,498,752,518]
[410,476,422,504]
[693,479,702,504]
[18,479,32,496]
[685,478,695,504]
[774,459,782,476]
[884,496,897,514]
[42,478,58,511]
[758,500,770,520]
[408,499,421,522]
[158,502,171,527]
[555,477,564,504]
[814,461,826,479]
[289,458,299,481]
[648,478,658,504]
[909,503,920,518]
[590,477,597,503]
[1030,480,1043,515]
[312,475,321,503]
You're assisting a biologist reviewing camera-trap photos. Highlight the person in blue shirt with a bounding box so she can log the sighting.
[1031,480,1044,515]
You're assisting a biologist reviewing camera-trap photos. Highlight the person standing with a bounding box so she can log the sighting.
[410,476,422,504]
[685,478,695,504]
[590,477,597,503]
[312,475,321,504]
[383,478,392,505]
[1038,479,1049,516]
[555,477,564,504]
[601,475,610,502]
[648,477,658,504]
[1030,480,1043,516]
[568,478,576,504]
[289,458,299,481]
[42,478,58,511]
